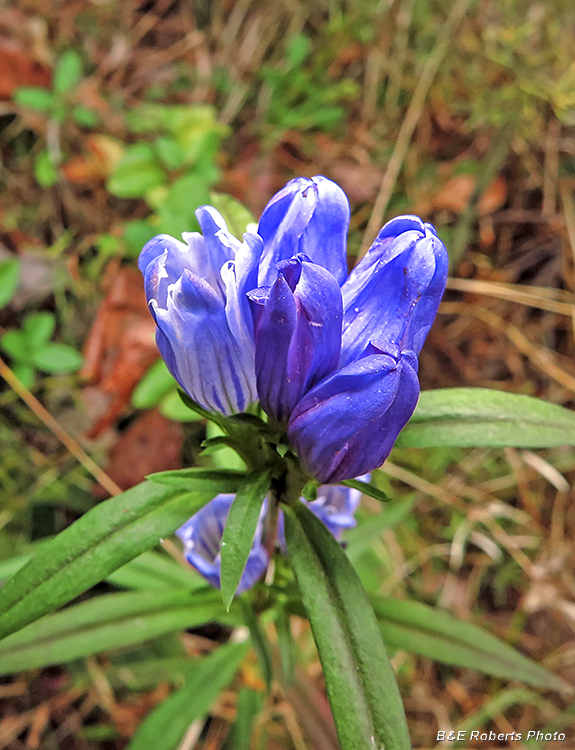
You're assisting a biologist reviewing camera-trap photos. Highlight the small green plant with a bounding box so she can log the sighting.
[106,104,230,254]
[0,259,20,308]
[0,312,83,388]
[13,50,99,187]
[260,34,360,136]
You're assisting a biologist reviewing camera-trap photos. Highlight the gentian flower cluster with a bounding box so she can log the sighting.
[139,175,448,592]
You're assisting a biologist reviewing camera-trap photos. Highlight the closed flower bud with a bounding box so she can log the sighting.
[139,207,262,414]
[288,347,420,483]
[248,253,343,424]
[257,176,350,287]
[340,215,448,365]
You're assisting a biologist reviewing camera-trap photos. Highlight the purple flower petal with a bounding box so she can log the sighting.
[249,256,342,423]
[340,216,448,364]
[257,176,350,286]
[288,348,420,483]
[176,494,269,594]
[153,270,256,414]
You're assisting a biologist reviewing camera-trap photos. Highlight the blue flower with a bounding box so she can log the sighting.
[250,177,448,482]
[140,176,447,483]
[257,176,350,287]
[139,207,263,415]
[248,253,343,424]
[176,494,269,593]
[305,476,365,539]
[176,481,364,592]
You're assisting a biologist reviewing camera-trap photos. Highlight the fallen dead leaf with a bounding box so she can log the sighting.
[111,683,171,738]
[0,39,51,99]
[96,409,183,494]
[62,134,124,183]
[81,266,158,438]
[433,174,507,215]
[0,9,52,99]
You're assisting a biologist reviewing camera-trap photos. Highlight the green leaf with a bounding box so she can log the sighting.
[123,219,157,256]
[107,144,165,198]
[284,501,411,750]
[34,150,59,187]
[167,105,228,162]
[159,389,203,422]
[178,390,273,468]
[33,343,83,373]
[1,330,30,363]
[155,173,211,237]
[342,478,391,504]
[53,50,84,95]
[0,551,34,582]
[204,421,247,471]
[128,639,249,750]
[0,259,20,307]
[147,467,246,491]
[0,480,234,642]
[240,600,273,690]
[107,550,204,591]
[220,469,270,610]
[371,597,565,690]
[155,136,186,169]
[23,312,55,347]
[0,547,200,593]
[0,589,230,675]
[397,388,575,448]
[12,364,35,388]
[132,360,175,409]
[72,105,99,127]
[13,86,54,112]
[209,192,257,240]
[346,498,416,563]
[125,103,169,133]
[286,34,311,68]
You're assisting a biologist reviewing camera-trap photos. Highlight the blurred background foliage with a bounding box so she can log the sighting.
[1,0,575,748]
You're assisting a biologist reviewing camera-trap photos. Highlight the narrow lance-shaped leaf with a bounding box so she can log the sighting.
[220,468,271,610]
[0,473,242,642]
[342,478,391,504]
[371,597,566,691]
[128,639,250,750]
[146,467,246,489]
[397,388,575,448]
[0,547,200,592]
[105,549,205,591]
[284,501,411,750]
[0,588,234,676]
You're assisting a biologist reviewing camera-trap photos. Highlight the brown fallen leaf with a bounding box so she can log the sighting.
[433,173,507,215]
[81,266,158,438]
[0,40,51,99]
[0,9,52,99]
[95,409,183,495]
[62,134,124,183]
[112,683,171,738]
